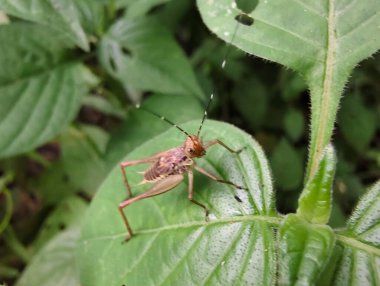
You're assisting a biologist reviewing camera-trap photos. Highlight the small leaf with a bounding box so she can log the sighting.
[297,144,336,224]
[338,93,377,152]
[284,108,305,142]
[81,95,126,119]
[280,70,307,102]
[32,196,88,252]
[16,227,81,286]
[279,214,336,286]
[232,76,269,130]
[0,0,89,50]
[71,0,109,36]
[270,138,303,191]
[60,128,109,193]
[99,17,204,101]
[331,181,380,285]
[123,0,171,19]
[36,128,108,204]
[79,120,278,285]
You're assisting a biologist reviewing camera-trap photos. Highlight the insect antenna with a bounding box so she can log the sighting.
[197,93,213,137]
[136,104,191,137]
[197,12,253,137]
[222,13,254,69]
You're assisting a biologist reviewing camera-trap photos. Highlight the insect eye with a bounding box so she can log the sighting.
[187,148,194,153]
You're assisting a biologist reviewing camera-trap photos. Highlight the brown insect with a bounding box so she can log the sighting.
[118,94,246,240]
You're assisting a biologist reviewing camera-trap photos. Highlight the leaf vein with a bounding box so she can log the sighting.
[82,215,281,242]
[289,0,327,19]
[253,17,323,49]
[338,10,380,39]
[158,227,206,285]
[336,0,358,16]
[337,234,380,257]
[201,223,246,284]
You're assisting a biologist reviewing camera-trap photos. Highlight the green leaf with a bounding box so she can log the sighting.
[16,226,81,286]
[331,181,380,285]
[99,17,204,101]
[0,23,73,84]
[280,70,307,102]
[0,24,98,158]
[347,180,380,247]
[297,144,336,224]
[71,0,110,36]
[270,138,303,191]
[279,214,336,285]
[79,120,278,285]
[105,94,204,166]
[123,0,171,19]
[284,108,305,142]
[338,93,377,153]
[81,95,126,119]
[197,0,380,181]
[15,196,88,286]
[36,127,108,204]
[0,0,89,50]
[32,196,88,252]
[59,128,109,193]
[232,76,269,130]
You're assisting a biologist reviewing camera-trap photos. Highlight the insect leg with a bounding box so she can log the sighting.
[119,174,184,240]
[120,157,157,198]
[204,139,244,154]
[187,171,209,221]
[194,165,247,190]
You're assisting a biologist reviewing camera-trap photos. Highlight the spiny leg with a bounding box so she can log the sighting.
[204,139,245,154]
[194,165,247,190]
[120,157,158,198]
[119,174,184,240]
[188,171,209,221]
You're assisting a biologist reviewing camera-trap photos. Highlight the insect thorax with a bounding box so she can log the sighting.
[144,148,193,182]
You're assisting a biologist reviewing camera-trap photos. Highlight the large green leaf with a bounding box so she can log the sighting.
[197,0,380,181]
[99,17,204,101]
[79,120,278,285]
[0,24,98,158]
[329,181,380,285]
[0,0,89,50]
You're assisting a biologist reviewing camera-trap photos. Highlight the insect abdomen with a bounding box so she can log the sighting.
[144,167,166,182]
[143,151,192,182]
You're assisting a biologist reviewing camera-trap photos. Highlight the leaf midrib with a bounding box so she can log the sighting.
[83,214,282,242]
[0,60,79,88]
[310,0,336,179]
[337,234,380,257]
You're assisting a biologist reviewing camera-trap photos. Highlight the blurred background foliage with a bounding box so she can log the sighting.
[0,0,379,284]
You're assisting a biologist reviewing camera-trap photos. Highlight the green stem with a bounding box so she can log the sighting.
[0,171,14,235]
[0,188,12,235]
[3,227,30,263]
